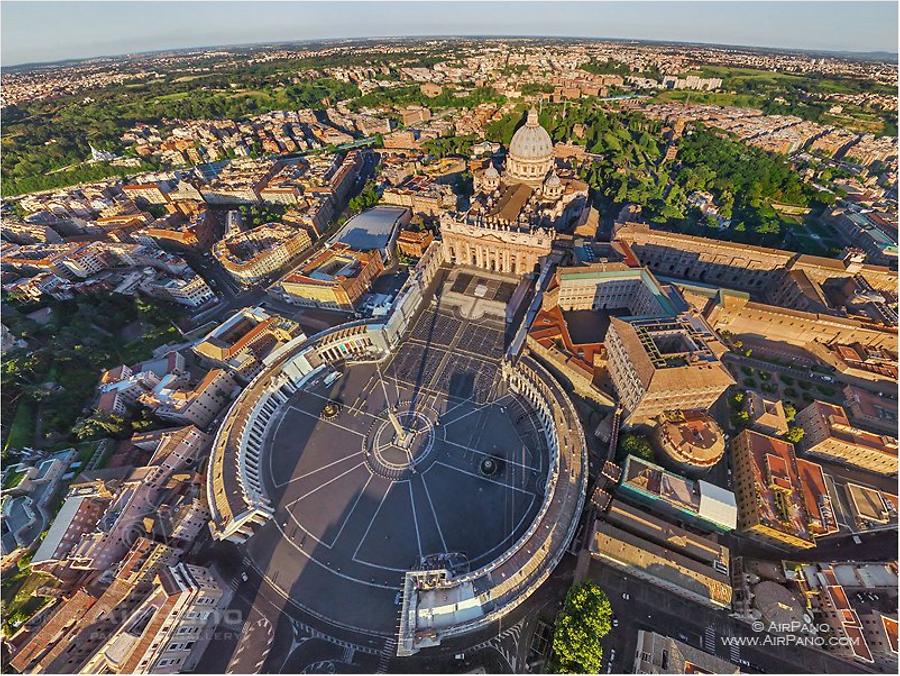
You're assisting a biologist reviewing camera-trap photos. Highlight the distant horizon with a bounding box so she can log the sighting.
[2,1,897,68]
[4,33,898,72]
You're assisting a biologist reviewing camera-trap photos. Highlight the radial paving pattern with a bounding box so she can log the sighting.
[246,309,549,636]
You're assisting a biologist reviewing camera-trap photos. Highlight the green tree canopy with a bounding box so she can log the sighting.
[617,432,655,462]
[347,179,380,216]
[783,402,797,423]
[785,425,805,444]
[551,582,613,674]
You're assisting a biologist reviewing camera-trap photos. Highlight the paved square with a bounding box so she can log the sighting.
[248,307,550,636]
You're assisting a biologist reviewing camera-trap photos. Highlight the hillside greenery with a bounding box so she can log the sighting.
[1,294,181,451]
[494,100,835,248]
[2,61,360,192]
[348,85,503,112]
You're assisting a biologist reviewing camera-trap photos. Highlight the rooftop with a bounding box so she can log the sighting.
[609,314,734,393]
[735,429,838,543]
[620,455,737,530]
[655,409,727,469]
[330,205,408,252]
[284,243,379,287]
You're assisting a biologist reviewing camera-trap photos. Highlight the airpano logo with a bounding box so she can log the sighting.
[722,621,864,649]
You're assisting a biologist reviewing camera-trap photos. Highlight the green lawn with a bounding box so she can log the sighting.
[152,91,191,103]
[116,324,179,365]
[786,231,830,256]
[4,400,35,452]
[652,90,763,108]
[1,566,54,637]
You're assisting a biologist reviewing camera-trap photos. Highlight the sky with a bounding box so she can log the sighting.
[2,1,897,67]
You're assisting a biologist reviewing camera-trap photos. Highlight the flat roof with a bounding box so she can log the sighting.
[331,205,408,252]
[32,494,88,564]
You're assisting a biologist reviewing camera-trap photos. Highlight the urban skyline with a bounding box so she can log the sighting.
[1,1,898,67]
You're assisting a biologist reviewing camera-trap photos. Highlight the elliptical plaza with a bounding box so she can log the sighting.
[208,260,587,655]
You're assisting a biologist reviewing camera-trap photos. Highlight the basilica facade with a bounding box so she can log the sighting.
[439,215,554,275]
[440,108,589,276]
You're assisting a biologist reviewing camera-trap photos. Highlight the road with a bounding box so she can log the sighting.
[787,528,898,563]
[589,561,872,675]
[182,148,380,331]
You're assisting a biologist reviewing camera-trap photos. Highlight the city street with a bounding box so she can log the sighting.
[182,149,380,332]
[588,561,872,675]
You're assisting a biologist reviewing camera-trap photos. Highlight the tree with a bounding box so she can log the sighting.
[785,425,805,444]
[347,179,380,216]
[783,403,797,423]
[73,410,130,441]
[731,409,751,429]
[617,432,654,462]
[551,582,613,674]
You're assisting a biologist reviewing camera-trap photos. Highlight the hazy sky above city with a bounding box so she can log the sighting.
[2,1,897,67]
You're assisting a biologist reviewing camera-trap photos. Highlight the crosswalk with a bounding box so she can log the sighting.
[704,626,716,652]
[468,621,522,672]
[729,643,741,664]
[375,637,397,674]
[226,613,273,674]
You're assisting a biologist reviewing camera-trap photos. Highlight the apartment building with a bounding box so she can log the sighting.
[795,400,898,475]
[122,182,171,206]
[156,274,217,308]
[280,243,384,310]
[731,429,839,549]
[213,223,311,286]
[745,391,789,437]
[80,563,227,674]
[9,537,180,673]
[842,384,899,436]
[30,489,111,570]
[139,369,236,428]
[193,306,303,377]
[66,427,209,572]
[397,229,435,259]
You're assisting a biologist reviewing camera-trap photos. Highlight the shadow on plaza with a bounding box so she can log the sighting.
[251,378,405,670]
[405,282,451,416]
[193,377,394,673]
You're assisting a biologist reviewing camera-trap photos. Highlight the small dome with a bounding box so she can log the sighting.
[484,164,499,178]
[545,171,561,187]
[509,108,553,164]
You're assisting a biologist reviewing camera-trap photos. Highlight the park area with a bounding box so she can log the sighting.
[1,294,182,453]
